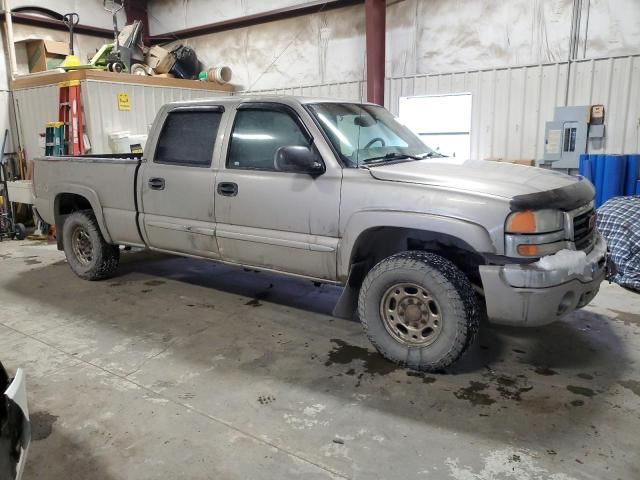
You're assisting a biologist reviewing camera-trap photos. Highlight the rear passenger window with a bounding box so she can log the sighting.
[227,108,310,170]
[155,110,222,166]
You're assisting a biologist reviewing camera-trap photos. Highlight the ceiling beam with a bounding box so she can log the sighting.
[124,0,150,42]
[148,0,364,44]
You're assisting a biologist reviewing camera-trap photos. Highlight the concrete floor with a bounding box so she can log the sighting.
[1,240,639,480]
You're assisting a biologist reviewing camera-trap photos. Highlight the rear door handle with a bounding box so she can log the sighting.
[217,182,238,197]
[148,177,165,190]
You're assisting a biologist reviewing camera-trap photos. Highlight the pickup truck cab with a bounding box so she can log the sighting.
[33,96,607,371]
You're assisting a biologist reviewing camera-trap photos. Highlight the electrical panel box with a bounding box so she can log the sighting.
[540,105,605,170]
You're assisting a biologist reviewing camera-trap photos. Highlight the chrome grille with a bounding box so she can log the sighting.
[572,207,596,252]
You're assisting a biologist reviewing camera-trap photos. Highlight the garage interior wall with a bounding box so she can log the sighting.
[150,0,640,161]
[1,0,639,161]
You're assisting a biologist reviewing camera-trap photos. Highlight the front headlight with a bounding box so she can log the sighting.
[505,209,564,234]
[505,209,567,257]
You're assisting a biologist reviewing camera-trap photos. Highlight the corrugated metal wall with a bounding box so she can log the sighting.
[82,81,224,153]
[248,54,640,161]
[12,81,224,160]
[12,85,58,163]
[247,81,365,103]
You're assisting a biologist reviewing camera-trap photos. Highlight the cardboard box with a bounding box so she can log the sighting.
[146,45,176,74]
[485,158,536,166]
[513,159,536,166]
[18,40,69,73]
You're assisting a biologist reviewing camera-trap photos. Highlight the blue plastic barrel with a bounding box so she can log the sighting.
[579,154,589,178]
[625,154,640,196]
[594,154,606,207]
[637,179,640,195]
[600,154,627,205]
[579,154,594,183]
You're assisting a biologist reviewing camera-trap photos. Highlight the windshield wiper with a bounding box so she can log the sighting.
[362,152,422,164]
[362,151,445,165]
[417,151,446,158]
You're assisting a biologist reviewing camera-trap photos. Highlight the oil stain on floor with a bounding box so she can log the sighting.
[454,381,496,406]
[566,385,596,397]
[324,338,399,376]
[30,411,58,441]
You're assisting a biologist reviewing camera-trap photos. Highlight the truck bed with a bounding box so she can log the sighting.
[33,154,143,246]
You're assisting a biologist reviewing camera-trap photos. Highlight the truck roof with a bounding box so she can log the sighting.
[165,95,378,108]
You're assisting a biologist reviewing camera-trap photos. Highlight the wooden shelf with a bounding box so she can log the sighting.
[11,69,234,92]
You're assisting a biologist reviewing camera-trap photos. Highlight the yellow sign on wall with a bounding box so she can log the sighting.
[117,93,131,111]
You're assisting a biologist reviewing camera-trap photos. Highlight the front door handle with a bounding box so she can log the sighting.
[148,177,165,190]
[217,182,238,197]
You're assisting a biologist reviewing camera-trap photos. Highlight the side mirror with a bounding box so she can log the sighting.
[274,146,325,175]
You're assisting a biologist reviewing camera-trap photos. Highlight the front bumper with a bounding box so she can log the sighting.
[479,234,607,326]
[1,365,30,480]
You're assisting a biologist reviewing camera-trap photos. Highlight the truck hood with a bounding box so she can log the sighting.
[367,160,580,200]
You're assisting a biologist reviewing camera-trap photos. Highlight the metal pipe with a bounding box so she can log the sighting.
[3,0,18,80]
[2,12,114,38]
[564,0,581,106]
[582,0,591,59]
[365,0,385,105]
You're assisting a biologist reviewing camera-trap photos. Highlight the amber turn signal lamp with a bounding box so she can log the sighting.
[507,211,536,233]
[517,244,539,256]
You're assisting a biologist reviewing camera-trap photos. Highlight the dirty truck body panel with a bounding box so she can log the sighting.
[32,95,606,338]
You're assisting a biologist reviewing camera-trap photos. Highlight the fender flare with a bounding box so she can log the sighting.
[333,211,496,320]
[51,184,113,244]
[337,210,496,279]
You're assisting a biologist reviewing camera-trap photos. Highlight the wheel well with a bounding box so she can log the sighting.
[349,227,485,287]
[54,193,94,250]
[333,227,487,320]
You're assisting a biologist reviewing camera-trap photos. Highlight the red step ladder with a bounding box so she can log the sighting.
[58,80,85,155]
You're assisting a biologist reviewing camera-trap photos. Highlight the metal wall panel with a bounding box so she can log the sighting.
[82,80,225,153]
[12,85,59,163]
[244,81,365,102]
[251,54,640,161]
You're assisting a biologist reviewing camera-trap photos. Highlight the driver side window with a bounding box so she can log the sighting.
[227,108,310,171]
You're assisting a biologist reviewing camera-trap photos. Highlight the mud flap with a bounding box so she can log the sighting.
[333,260,368,320]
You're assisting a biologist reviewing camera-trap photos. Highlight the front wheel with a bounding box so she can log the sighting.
[358,251,480,371]
[62,211,120,280]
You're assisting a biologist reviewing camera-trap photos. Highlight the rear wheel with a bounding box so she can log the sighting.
[13,223,26,240]
[62,211,119,280]
[358,251,480,371]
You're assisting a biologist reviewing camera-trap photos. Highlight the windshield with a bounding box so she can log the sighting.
[307,102,440,167]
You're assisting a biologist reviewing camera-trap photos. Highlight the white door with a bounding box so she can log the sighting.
[140,107,224,258]
[399,93,472,161]
[214,103,341,280]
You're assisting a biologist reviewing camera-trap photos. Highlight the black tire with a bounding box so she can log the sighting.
[62,211,119,280]
[13,223,26,240]
[358,251,480,372]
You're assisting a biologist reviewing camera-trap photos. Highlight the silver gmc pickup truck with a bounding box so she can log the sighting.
[32,96,607,371]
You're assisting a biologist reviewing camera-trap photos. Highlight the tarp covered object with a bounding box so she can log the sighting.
[597,196,640,291]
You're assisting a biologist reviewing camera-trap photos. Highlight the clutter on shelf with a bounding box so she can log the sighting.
[12,4,233,89]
